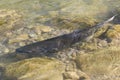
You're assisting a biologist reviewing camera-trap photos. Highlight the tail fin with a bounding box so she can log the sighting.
[96,15,117,28]
[104,14,117,23]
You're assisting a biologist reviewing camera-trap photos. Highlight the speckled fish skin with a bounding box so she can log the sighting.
[16,15,116,55]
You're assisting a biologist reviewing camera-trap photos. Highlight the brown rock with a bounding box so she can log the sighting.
[77,70,91,80]
[4,48,9,53]
[63,71,79,79]
[34,25,53,33]
[63,70,91,80]
[8,34,29,44]
[0,9,21,32]
[98,39,108,47]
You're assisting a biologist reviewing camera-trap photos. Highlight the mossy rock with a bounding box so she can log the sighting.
[106,25,120,38]
[0,9,22,34]
[54,16,97,30]
[0,19,6,25]
[79,40,98,51]
[4,58,65,80]
[75,46,120,76]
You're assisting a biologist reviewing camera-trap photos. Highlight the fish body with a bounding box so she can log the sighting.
[16,15,116,56]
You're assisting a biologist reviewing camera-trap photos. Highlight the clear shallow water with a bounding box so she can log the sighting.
[0,0,73,25]
[0,0,119,27]
[0,1,120,80]
[0,0,120,59]
[0,0,120,56]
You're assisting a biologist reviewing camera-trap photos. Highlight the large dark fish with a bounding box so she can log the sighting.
[16,15,116,56]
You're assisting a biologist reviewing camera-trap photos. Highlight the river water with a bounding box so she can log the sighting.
[0,0,120,80]
[0,0,119,27]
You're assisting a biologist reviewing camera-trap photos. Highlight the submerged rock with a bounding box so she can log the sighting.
[75,46,120,80]
[34,25,53,33]
[8,34,29,44]
[63,71,91,80]
[4,58,65,80]
[106,25,120,38]
[0,9,21,33]
[63,71,80,80]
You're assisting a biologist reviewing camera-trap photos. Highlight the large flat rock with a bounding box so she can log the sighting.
[4,58,65,80]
